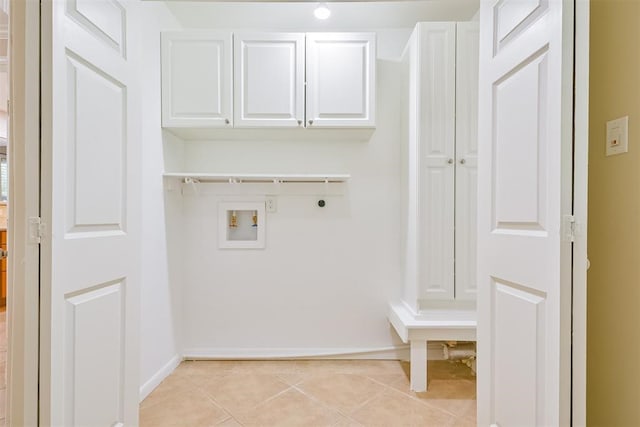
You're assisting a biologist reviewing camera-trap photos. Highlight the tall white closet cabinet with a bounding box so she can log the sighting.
[402,21,479,312]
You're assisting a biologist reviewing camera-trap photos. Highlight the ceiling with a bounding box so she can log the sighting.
[158,0,479,30]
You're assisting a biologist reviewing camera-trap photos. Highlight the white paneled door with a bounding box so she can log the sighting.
[40,0,141,425]
[477,0,574,426]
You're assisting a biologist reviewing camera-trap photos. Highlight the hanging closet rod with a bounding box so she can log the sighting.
[163,173,351,184]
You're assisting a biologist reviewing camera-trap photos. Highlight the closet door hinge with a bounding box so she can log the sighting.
[28,217,45,244]
[562,214,576,242]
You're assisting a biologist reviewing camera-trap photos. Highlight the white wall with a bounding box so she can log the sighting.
[179,53,405,356]
[139,0,479,391]
[139,3,184,399]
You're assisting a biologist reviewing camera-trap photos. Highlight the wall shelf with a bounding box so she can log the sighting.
[163,172,351,184]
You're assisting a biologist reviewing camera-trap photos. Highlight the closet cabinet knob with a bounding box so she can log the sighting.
[308,120,314,126]
[297,120,302,126]
[225,118,230,125]
[447,158,454,164]
[460,159,466,165]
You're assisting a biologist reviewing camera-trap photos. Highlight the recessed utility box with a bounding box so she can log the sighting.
[218,201,266,249]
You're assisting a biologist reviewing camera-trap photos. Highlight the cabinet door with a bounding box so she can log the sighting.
[417,22,456,302]
[234,33,305,127]
[455,22,479,301]
[161,31,232,128]
[306,33,376,128]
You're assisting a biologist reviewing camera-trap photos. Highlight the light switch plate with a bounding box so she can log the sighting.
[606,116,629,156]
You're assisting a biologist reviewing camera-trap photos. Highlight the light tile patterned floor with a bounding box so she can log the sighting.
[140,359,476,427]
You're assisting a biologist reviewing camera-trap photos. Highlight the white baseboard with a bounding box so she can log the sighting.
[139,354,182,403]
[182,344,445,361]
[182,346,406,360]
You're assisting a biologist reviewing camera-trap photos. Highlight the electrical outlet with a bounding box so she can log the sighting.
[265,197,277,213]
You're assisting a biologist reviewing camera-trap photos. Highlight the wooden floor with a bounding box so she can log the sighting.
[141,359,476,426]
[0,307,6,426]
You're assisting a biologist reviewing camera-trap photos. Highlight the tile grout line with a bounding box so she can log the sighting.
[290,383,354,424]
[362,364,477,419]
[339,375,394,417]
[211,382,299,422]
[290,373,392,424]
[201,392,236,425]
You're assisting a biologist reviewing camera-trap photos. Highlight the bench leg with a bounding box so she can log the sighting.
[410,339,427,392]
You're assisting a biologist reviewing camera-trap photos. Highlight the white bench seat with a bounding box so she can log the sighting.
[388,302,476,392]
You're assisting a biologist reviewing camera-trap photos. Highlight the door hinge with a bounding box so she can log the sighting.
[28,217,45,244]
[562,214,576,242]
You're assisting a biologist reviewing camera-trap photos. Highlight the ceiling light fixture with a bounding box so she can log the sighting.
[314,3,331,20]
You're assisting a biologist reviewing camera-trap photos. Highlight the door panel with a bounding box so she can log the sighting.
[493,279,545,425]
[493,51,548,230]
[41,0,140,425]
[495,0,548,53]
[66,281,125,426]
[418,23,455,302]
[161,31,232,127]
[234,32,304,127]
[477,0,573,425]
[421,167,454,300]
[316,44,363,113]
[65,52,125,233]
[306,33,376,127]
[67,0,126,56]
[455,22,479,301]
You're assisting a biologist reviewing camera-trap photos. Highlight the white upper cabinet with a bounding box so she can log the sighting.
[161,31,376,131]
[306,33,376,128]
[234,33,305,127]
[161,31,233,128]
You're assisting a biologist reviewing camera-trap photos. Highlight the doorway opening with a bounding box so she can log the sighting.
[0,3,9,424]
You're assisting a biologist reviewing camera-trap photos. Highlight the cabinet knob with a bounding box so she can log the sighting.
[447,158,454,164]
[460,159,466,165]
[297,120,302,126]
[225,118,230,125]
[308,120,314,126]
